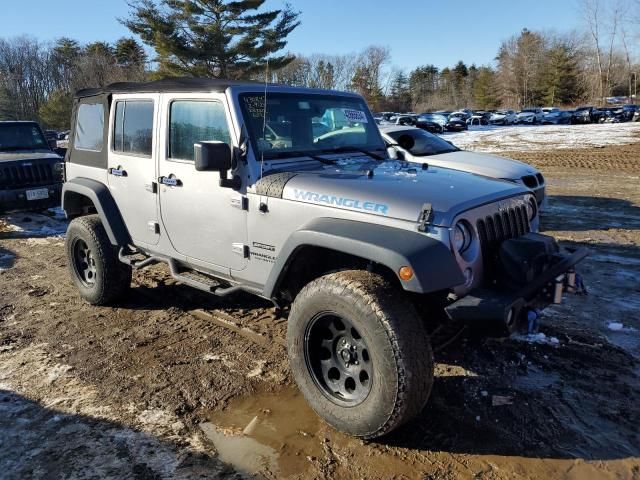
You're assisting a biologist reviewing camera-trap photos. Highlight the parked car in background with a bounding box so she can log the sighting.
[0,121,64,213]
[445,114,468,131]
[572,106,602,124]
[516,108,544,124]
[450,110,472,121]
[489,109,517,125]
[415,113,446,133]
[542,110,574,125]
[542,107,560,115]
[380,125,547,207]
[620,105,638,122]
[468,111,493,126]
[389,114,418,126]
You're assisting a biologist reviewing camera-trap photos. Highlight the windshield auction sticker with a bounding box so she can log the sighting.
[342,109,368,123]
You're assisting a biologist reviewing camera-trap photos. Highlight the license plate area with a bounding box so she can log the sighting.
[26,188,49,201]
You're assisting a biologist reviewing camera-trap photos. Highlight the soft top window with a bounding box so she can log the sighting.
[75,103,104,152]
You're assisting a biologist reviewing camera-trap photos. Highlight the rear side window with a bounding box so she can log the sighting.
[113,101,154,157]
[75,103,104,151]
[169,101,230,161]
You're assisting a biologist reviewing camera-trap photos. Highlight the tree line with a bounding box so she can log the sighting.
[0,0,637,128]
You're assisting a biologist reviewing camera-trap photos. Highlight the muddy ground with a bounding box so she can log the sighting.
[1,141,639,479]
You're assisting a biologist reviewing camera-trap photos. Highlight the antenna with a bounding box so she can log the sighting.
[260,59,269,180]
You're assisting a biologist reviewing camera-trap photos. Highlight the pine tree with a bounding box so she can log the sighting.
[122,0,300,79]
[115,38,147,68]
[388,71,412,112]
[540,43,581,106]
[474,67,500,109]
[39,89,74,129]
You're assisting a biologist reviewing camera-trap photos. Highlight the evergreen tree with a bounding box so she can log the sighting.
[39,89,74,129]
[540,43,581,105]
[474,67,500,109]
[122,0,300,79]
[388,71,412,112]
[115,37,147,68]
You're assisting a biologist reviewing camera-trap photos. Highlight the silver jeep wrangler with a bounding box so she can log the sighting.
[62,78,586,439]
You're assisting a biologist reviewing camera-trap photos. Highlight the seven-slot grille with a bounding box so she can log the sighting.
[0,162,55,189]
[476,204,531,277]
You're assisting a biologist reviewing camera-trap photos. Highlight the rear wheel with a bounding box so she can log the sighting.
[287,270,434,439]
[65,215,131,305]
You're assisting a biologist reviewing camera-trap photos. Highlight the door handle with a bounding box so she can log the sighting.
[109,167,127,177]
[159,175,182,187]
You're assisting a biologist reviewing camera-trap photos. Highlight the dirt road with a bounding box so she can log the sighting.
[1,142,639,479]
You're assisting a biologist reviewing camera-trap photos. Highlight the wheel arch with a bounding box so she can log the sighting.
[263,217,465,300]
[62,177,131,246]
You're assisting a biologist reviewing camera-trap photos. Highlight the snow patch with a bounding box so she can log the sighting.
[442,122,640,153]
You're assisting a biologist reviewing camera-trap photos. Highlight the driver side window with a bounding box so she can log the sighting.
[169,100,230,161]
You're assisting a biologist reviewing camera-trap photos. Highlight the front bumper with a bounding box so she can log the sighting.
[0,183,62,213]
[445,234,588,332]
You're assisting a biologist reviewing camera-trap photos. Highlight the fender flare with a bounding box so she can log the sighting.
[62,177,131,246]
[262,217,465,298]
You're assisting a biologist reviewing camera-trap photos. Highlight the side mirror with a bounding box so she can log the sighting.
[194,141,241,189]
[194,141,232,172]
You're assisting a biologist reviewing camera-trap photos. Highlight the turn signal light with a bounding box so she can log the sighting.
[398,266,414,281]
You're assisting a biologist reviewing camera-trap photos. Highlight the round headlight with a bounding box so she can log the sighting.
[526,197,538,221]
[453,221,472,253]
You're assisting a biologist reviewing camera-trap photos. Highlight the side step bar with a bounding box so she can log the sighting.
[118,248,262,298]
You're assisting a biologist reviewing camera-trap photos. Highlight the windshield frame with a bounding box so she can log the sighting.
[237,91,385,161]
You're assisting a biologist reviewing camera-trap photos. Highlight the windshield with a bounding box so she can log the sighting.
[387,128,458,156]
[239,93,384,160]
[521,109,537,113]
[0,123,49,151]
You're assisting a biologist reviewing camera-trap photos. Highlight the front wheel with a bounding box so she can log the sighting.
[65,215,132,305]
[287,270,434,439]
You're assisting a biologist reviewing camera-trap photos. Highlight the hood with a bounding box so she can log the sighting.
[0,151,62,163]
[277,158,529,227]
[416,150,538,180]
[517,111,535,117]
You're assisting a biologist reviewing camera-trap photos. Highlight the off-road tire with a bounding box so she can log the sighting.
[287,270,434,439]
[65,215,131,305]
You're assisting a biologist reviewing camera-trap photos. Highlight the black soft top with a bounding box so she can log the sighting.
[75,77,271,98]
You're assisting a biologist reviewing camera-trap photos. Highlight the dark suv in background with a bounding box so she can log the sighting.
[0,121,64,213]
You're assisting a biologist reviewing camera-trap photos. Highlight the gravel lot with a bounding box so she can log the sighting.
[1,124,639,479]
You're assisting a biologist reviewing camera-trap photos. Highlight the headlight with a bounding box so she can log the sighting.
[526,197,538,221]
[453,221,472,253]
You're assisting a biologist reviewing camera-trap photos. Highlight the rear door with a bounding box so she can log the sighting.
[107,94,160,246]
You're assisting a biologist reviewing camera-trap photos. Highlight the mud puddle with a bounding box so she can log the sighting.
[201,388,324,478]
[201,388,431,479]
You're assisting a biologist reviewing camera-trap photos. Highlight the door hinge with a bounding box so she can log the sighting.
[417,203,433,232]
[147,221,160,234]
[232,243,249,258]
[144,181,158,194]
[230,196,248,210]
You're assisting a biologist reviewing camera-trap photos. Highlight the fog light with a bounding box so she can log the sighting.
[398,266,414,281]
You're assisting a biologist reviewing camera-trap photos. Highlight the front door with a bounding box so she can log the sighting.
[107,95,160,246]
[158,94,248,271]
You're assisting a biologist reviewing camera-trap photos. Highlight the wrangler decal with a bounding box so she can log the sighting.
[293,189,389,215]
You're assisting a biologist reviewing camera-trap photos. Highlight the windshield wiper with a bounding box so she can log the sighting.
[317,146,386,161]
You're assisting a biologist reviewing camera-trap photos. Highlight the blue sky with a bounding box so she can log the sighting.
[2,0,583,70]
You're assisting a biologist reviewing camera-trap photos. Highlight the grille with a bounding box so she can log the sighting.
[476,204,531,278]
[0,162,55,190]
[521,175,538,189]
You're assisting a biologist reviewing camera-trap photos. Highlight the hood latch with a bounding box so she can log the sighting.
[417,203,433,232]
